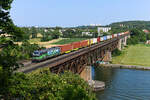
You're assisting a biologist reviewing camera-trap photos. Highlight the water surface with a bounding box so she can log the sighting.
[94,67,150,100]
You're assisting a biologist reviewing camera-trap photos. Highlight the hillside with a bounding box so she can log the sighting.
[109,21,150,33]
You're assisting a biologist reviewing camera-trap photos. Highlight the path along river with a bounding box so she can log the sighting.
[93,67,150,100]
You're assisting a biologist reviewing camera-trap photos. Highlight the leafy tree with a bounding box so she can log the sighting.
[0,0,23,41]
[110,21,150,33]
[0,1,25,98]
[147,33,150,40]
[112,48,122,57]
[21,27,31,40]
[127,29,146,45]
[51,29,61,39]
[31,27,37,38]
[63,29,75,38]
[41,29,53,42]
[5,69,96,100]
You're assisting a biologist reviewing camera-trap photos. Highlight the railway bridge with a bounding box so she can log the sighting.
[19,33,130,75]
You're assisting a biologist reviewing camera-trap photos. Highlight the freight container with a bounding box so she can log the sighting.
[103,36,107,41]
[80,40,88,47]
[89,39,93,45]
[88,40,90,45]
[107,35,111,40]
[93,38,97,44]
[114,34,117,37]
[110,35,112,39]
[112,34,114,38]
[100,37,104,41]
[59,44,73,54]
[117,33,120,36]
[72,42,81,50]
[124,31,129,34]
[97,37,101,43]
[121,32,124,35]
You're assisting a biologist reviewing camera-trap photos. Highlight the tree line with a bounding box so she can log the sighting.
[0,1,96,100]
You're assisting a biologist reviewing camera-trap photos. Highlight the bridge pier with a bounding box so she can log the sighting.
[102,50,112,62]
[80,66,92,81]
[117,39,122,50]
[117,35,129,50]
[123,36,127,46]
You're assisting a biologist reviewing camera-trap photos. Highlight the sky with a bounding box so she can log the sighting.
[10,0,150,27]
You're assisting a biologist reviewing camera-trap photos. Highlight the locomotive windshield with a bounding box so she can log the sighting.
[34,51,39,55]
[33,51,40,57]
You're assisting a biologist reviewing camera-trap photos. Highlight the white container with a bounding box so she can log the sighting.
[93,38,97,44]
[114,34,117,37]
[110,35,112,39]
[100,37,104,41]
[107,35,111,39]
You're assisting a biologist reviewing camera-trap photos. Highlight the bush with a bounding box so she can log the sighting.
[128,29,147,45]
[0,41,42,61]
[112,48,122,57]
[1,69,96,100]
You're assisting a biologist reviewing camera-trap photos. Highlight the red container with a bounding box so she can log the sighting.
[125,31,129,34]
[72,42,81,50]
[80,40,88,47]
[112,34,114,38]
[59,44,73,53]
[97,37,101,43]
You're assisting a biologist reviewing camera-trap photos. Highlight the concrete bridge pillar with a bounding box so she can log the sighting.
[80,66,92,81]
[123,36,127,46]
[117,39,122,50]
[102,50,112,62]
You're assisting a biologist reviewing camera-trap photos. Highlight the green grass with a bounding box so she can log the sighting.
[51,38,88,45]
[112,44,150,67]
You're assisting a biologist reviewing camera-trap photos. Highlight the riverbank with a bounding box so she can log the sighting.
[112,44,150,67]
[100,64,150,70]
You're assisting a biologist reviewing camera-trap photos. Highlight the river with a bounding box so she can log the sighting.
[93,67,150,100]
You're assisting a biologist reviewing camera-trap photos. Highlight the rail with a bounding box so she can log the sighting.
[18,34,129,73]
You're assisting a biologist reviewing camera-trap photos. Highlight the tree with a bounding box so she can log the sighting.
[63,29,75,38]
[127,29,147,45]
[147,33,150,40]
[0,1,25,98]
[21,27,31,40]
[0,0,23,40]
[31,27,37,38]
[51,29,61,39]
[5,69,96,100]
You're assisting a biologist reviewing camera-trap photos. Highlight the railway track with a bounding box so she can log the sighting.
[18,34,128,73]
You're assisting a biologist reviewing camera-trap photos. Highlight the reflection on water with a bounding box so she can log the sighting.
[94,67,150,100]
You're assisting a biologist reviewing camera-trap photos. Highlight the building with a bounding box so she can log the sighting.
[98,27,111,36]
[82,32,92,36]
[90,24,101,26]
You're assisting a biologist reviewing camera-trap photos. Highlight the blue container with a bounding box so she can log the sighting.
[103,36,107,41]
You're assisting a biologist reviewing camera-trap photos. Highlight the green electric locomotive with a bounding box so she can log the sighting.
[32,47,61,62]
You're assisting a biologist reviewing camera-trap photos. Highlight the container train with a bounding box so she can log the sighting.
[32,31,129,62]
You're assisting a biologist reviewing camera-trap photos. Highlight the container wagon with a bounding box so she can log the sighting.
[92,38,97,44]
[59,44,72,54]
[97,37,101,43]
[103,36,107,41]
[72,42,81,50]
[80,40,88,47]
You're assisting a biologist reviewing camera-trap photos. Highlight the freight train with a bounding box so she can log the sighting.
[32,31,129,62]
